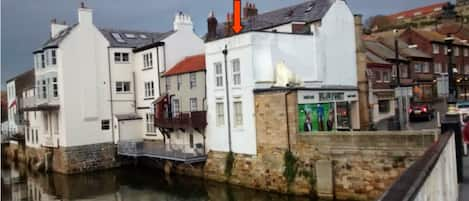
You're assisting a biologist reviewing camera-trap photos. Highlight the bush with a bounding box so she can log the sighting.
[283,150,298,189]
[225,151,235,177]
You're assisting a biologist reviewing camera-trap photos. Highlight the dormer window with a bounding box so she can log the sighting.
[111,33,125,43]
[124,33,136,38]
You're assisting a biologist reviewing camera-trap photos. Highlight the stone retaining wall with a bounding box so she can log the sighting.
[3,142,119,174]
[203,133,436,201]
[52,143,119,174]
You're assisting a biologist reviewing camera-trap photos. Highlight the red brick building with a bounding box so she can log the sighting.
[400,28,469,99]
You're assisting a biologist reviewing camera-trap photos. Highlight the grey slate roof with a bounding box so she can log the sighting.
[364,40,408,62]
[209,0,335,41]
[36,24,174,51]
[37,24,78,51]
[366,51,391,65]
[378,37,432,59]
[99,28,175,48]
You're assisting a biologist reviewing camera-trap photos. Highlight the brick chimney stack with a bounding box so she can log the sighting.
[243,2,258,19]
[224,13,233,36]
[207,11,218,41]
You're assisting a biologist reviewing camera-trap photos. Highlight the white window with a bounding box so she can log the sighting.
[465,64,469,74]
[423,62,430,73]
[434,63,442,73]
[165,77,171,91]
[234,101,243,127]
[444,46,448,55]
[144,81,154,98]
[51,49,57,65]
[172,99,180,117]
[45,50,51,66]
[190,98,197,111]
[116,81,131,93]
[455,47,460,56]
[143,53,153,69]
[114,52,129,63]
[190,73,197,89]
[400,65,408,78]
[232,59,241,86]
[146,113,155,133]
[382,71,390,82]
[414,63,422,73]
[433,44,440,54]
[52,77,58,97]
[177,75,181,90]
[34,54,38,69]
[42,80,47,98]
[101,120,110,130]
[215,62,223,87]
[465,48,469,57]
[41,53,45,68]
[216,102,224,126]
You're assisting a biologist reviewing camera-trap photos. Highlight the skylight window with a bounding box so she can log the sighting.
[305,3,315,12]
[111,33,126,43]
[140,34,147,39]
[124,33,136,38]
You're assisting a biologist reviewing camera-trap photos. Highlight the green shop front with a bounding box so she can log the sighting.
[297,90,360,132]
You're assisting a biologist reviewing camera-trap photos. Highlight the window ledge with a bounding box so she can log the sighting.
[115,62,130,64]
[144,97,155,100]
[143,67,153,71]
[116,92,133,94]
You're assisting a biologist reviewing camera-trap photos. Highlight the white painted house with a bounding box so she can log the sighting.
[21,4,204,150]
[205,0,359,155]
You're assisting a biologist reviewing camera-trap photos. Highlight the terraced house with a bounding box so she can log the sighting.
[14,3,204,173]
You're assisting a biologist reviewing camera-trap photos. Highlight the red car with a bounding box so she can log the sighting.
[409,103,434,121]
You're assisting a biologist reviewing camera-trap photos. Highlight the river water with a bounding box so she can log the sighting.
[1,161,319,201]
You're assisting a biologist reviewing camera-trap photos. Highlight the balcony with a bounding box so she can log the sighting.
[21,96,59,111]
[155,111,207,131]
[118,140,207,163]
[42,134,59,148]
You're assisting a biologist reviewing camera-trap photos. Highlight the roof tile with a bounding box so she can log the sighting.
[164,54,206,76]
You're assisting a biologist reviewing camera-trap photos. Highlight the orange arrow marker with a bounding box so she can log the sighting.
[232,0,243,33]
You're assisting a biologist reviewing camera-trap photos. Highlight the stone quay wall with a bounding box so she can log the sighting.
[203,132,436,201]
[3,142,119,174]
[51,143,119,174]
[203,90,437,201]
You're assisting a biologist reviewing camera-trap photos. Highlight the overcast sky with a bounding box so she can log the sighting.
[1,0,451,88]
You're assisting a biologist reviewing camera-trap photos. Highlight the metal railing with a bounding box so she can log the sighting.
[155,111,207,130]
[377,131,457,201]
[118,140,207,163]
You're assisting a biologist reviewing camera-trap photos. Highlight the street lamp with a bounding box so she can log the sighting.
[435,2,464,113]
[393,29,418,130]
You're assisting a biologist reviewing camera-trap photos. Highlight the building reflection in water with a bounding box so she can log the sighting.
[2,161,313,201]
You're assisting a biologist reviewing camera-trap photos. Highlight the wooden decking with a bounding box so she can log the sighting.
[118,140,207,164]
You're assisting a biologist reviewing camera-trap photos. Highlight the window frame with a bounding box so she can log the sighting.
[101,120,110,130]
[146,113,156,133]
[190,73,197,89]
[233,101,243,128]
[433,44,440,54]
[143,53,153,69]
[172,99,180,117]
[51,49,57,65]
[232,59,241,86]
[216,102,225,127]
[215,62,223,88]
[52,77,58,97]
[190,97,198,111]
[116,81,131,93]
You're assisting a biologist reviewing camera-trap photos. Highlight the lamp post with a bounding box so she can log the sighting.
[435,2,464,113]
[393,29,418,130]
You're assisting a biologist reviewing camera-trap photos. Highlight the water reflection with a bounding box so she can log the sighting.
[1,161,316,201]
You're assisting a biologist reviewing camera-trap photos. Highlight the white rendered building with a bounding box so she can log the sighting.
[15,3,204,171]
[205,0,359,155]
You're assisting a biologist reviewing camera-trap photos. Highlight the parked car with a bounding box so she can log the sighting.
[409,103,434,121]
[457,102,469,116]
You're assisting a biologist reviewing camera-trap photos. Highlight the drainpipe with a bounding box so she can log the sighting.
[107,47,115,144]
[223,45,233,152]
[285,90,293,152]
[132,72,137,113]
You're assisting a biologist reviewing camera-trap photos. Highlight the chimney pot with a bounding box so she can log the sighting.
[51,18,57,24]
[80,2,86,8]
[243,2,258,19]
